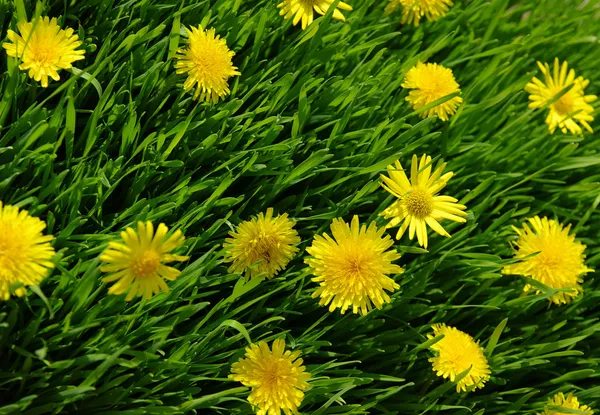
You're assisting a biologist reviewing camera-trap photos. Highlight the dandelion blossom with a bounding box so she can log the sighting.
[428,324,490,392]
[380,154,467,248]
[2,16,86,88]
[386,0,453,26]
[525,58,596,135]
[223,208,300,280]
[502,216,592,305]
[278,0,353,30]
[100,222,189,301]
[0,202,55,300]
[305,216,403,315]
[402,62,462,121]
[542,392,593,415]
[174,25,240,103]
[230,338,311,415]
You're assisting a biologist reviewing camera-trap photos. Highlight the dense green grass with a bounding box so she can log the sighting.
[1,0,600,413]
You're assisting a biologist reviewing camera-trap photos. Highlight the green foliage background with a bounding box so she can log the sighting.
[1,0,599,413]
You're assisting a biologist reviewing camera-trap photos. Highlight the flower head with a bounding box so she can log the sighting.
[305,216,403,315]
[223,209,300,280]
[229,338,311,415]
[386,0,453,26]
[525,58,596,135]
[428,324,490,392]
[174,25,240,103]
[380,154,467,248]
[278,0,352,30]
[100,222,189,301]
[0,202,55,300]
[541,392,593,415]
[402,62,462,121]
[2,16,85,87]
[501,216,592,305]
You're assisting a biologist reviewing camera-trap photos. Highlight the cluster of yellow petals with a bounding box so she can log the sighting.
[175,25,240,103]
[380,154,467,248]
[229,339,311,415]
[223,208,300,280]
[305,216,402,315]
[502,216,592,305]
[386,0,454,26]
[0,202,55,300]
[2,16,85,87]
[428,324,491,392]
[402,62,463,121]
[99,221,189,301]
[541,392,594,415]
[525,58,596,135]
[277,0,353,30]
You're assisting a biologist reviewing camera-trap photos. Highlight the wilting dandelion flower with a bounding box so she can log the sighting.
[380,154,467,248]
[386,0,453,26]
[174,25,240,103]
[428,324,490,392]
[541,392,593,415]
[223,208,300,280]
[230,338,311,415]
[277,0,352,30]
[305,216,403,315]
[0,202,55,300]
[100,222,189,301]
[525,58,596,135]
[2,16,86,87]
[402,62,462,121]
[502,216,592,305]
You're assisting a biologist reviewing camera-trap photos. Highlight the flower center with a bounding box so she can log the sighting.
[337,248,380,286]
[131,250,161,278]
[250,232,278,264]
[0,226,23,276]
[191,44,230,82]
[404,188,433,218]
[531,237,571,271]
[265,370,282,387]
[537,252,562,270]
[444,351,470,373]
[345,256,367,277]
[424,83,446,100]
[417,73,456,103]
[260,360,288,390]
[552,91,575,116]
[31,42,58,66]
[192,54,217,74]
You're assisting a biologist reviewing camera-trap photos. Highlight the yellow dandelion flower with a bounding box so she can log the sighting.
[386,0,453,26]
[525,58,597,135]
[0,202,55,300]
[380,154,467,248]
[99,221,189,301]
[277,0,353,30]
[223,208,300,280]
[230,338,311,415]
[402,62,462,121]
[2,16,86,88]
[428,324,490,392]
[501,216,592,305]
[541,392,594,415]
[305,216,403,315]
[174,25,240,103]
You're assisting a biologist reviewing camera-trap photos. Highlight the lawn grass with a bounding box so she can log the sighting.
[1,0,599,413]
